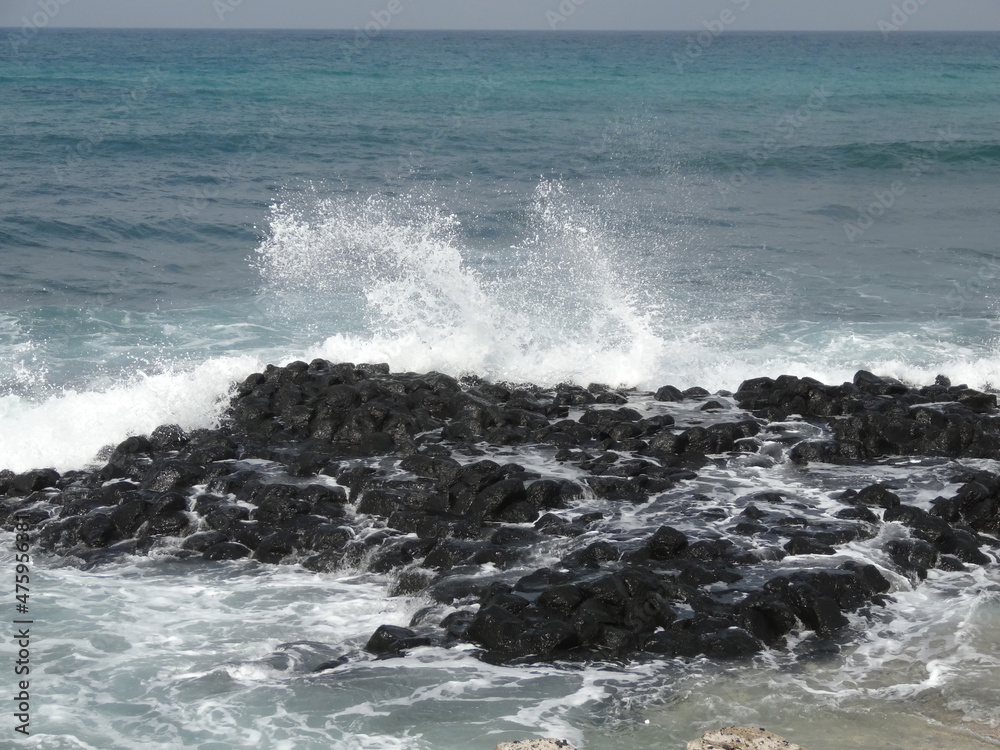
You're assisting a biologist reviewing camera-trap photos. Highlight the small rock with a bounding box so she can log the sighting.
[688,726,806,750]
[495,741,577,750]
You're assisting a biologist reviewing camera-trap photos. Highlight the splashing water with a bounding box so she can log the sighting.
[256,180,1000,393]
[256,181,669,387]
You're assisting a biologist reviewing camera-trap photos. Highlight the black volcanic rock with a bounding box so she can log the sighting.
[5,362,998,666]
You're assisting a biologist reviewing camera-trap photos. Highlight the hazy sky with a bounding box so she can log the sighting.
[3,0,1000,32]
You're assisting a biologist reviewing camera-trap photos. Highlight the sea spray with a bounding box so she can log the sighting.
[256,181,671,388]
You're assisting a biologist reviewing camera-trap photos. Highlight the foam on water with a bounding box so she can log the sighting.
[11,546,650,749]
[0,356,258,474]
[11,515,999,750]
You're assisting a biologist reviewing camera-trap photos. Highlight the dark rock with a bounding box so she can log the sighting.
[423,540,483,571]
[205,504,251,532]
[733,520,767,536]
[142,512,191,538]
[526,480,568,511]
[886,538,939,579]
[835,505,880,523]
[763,572,863,636]
[150,424,188,452]
[300,523,353,553]
[466,478,529,521]
[365,625,431,656]
[683,387,711,399]
[645,526,689,560]
[389,570,435,596]
[955,389,997,413]
[203,542,252,561]
[699,627,763,658]
[583,574,631,611]
[737,593,798,645]
[110,498,153,536]
[9,469,61,495]
[15,361,996,668]
[783,536,836,556]
[254,531,299,564]
[853,484,901,509]
[141,461,205,493]
[465,605,526,655]
[789,441,863,465]
[490,526,542,546]
[565,541,621,567]
[182,531,227,552]
[654,385,684,402]
[78,512,118,548]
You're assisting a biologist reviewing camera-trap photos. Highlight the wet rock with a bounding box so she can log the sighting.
[467,478,531,522]
[365,625,432,657]
[182,530,227,552]
[886,538,939,579]
[141,511,190,539]
[644,525,689,560]
[835,505,880,523]
[110,497,153,536]
[852,484,901,509]
[150,424,188,452]
[203,541,252,561]
[563,540,621,567]
[789,440,863,465]
[465,604,527,656]
[141,460,205,493]
[698,627,763,658]
[783,535,836,556]
[77,512,118,548]
[932,474,1000,534]
[8,469,61,495]
[13,361,996,669]
[763,571,864,635]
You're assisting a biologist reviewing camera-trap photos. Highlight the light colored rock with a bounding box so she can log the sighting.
[687,726,806,750]
[495,740,577,750]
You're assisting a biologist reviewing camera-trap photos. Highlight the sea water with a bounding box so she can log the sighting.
[2,30,999,748]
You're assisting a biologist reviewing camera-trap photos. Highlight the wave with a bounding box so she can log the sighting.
[0,357,257,474]
[701,140,1000,174]
[255,180,673,389]
[255,180,1000,390]
[5,179,1000,473]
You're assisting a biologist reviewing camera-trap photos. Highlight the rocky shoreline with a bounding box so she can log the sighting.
[2,361,999,665]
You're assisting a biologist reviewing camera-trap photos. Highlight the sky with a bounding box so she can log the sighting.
[3,0,1000,32]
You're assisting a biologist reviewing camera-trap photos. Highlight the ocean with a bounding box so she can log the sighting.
[1,29,999,749]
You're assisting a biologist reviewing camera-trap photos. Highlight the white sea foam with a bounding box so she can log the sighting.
[0,356,259,474]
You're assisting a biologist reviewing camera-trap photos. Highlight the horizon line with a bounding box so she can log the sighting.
[4,26,1000,33]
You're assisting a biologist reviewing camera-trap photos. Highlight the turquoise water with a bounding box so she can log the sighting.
[2,30,1000,749]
